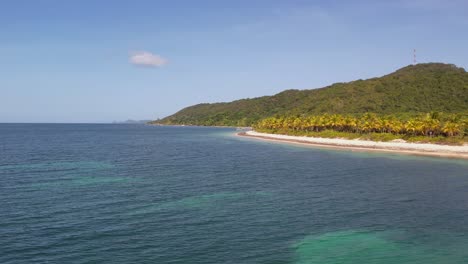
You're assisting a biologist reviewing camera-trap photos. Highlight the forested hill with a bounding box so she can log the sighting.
[151,63,468,126]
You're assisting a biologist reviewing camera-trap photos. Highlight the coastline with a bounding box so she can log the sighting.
[148,123,252,129]
[239,131,468,159]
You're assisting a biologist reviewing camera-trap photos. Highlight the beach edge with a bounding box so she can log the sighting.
[238,131,468,160]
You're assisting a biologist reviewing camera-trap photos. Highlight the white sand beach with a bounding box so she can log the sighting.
[240,131,468,159]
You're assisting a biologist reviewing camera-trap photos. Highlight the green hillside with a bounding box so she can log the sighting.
[151,63,468,126]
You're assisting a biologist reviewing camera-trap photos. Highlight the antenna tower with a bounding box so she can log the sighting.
[413,49,417,65]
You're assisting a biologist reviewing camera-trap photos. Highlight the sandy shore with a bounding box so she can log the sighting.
[239,131,468,159]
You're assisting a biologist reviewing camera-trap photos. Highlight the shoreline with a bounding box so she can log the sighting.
[239,131,468,160]
[148,123,252,129]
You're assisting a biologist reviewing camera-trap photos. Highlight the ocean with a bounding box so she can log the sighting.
[1,124,467,263]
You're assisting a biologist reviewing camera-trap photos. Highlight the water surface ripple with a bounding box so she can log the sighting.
[1,124,467,263]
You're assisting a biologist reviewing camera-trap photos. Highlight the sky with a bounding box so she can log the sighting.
[1,0,467,123]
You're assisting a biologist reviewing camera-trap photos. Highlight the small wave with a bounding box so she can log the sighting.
[128,191,271,215]
[0,161,114,173]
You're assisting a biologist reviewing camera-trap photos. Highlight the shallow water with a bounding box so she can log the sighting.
[1,124,467,263]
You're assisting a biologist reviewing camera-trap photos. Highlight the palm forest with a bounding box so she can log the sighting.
[254,112,467,145]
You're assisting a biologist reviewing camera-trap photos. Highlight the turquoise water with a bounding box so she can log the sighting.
[1,124,467,263]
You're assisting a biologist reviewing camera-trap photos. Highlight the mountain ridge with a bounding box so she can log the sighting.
[151,63,468,126]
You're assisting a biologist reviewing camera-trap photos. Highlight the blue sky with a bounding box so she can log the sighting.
[1,0,467,123]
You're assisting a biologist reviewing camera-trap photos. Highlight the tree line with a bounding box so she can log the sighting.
[254,112,467,138]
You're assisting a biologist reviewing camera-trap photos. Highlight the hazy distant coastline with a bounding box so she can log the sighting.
[113,119,151,124]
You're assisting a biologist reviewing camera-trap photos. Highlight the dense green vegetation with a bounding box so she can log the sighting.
[151,63,468,127]
[254,112,467,145]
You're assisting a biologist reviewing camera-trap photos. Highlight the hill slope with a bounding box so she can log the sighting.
[152,63,468,126]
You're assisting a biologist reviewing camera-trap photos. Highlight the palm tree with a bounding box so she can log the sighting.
[421,118,440,137]
[292,117,302,131]
[306,116,317,132]
[442,121,461,137]
[390,119,404,135]
[343,116,358,133]
[328,114,342,131]
[360,121,373,134]
[405,119,418,136]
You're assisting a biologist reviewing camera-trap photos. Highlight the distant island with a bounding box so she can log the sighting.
[113,119,151,124]
[150,63,467,153]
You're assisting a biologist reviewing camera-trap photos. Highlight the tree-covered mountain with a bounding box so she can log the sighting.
[151,63,468,126]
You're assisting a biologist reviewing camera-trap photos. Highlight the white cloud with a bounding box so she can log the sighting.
[130,51,168,67]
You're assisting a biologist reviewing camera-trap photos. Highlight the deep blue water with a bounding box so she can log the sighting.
[1,124,468,263]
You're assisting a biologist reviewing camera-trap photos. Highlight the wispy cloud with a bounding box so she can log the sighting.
[231,6,337,33]
[129,51,168,67]
[396,0,468,10]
